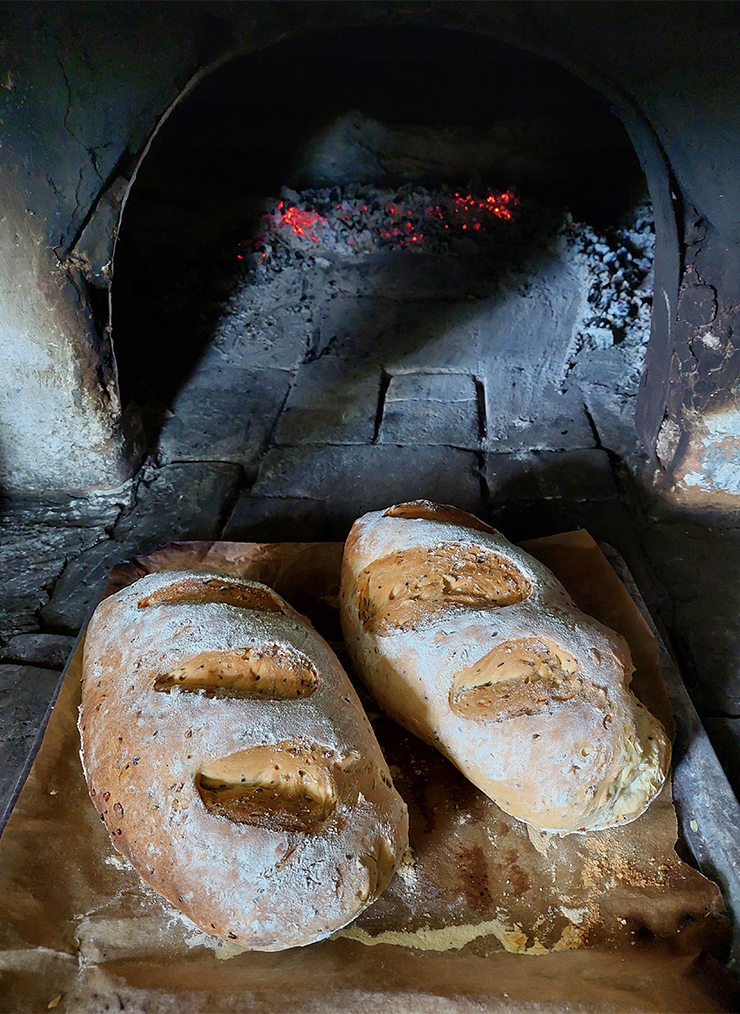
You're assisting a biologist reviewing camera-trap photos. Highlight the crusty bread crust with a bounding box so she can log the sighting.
[340,501,671,835]
[79,570,408,950]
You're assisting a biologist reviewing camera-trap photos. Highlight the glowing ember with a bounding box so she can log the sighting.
[278,201,327,243]
[455,190,519,222]
[244,185,520,262]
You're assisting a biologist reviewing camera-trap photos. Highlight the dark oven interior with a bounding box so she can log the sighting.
[113,24,654,545]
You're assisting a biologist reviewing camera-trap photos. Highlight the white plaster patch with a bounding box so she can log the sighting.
[701,408,740,441]
[678,407,740,496]
[700,331,723,352]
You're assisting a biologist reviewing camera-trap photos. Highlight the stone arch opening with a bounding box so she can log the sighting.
[109,23,659,507]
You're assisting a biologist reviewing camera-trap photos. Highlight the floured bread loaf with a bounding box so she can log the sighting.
[340,502,671,835]
[79,570,408,950]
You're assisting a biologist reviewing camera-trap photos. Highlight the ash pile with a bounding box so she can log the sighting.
[245,184,521,264]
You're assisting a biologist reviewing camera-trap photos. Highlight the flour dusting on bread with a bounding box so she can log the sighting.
[79,569,408,950]
[340,502,670,835]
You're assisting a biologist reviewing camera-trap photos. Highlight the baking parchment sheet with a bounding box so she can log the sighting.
[0,532,737,1013]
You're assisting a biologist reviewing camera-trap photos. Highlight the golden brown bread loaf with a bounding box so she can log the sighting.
[340,501,671,835]
[79,570,408,950]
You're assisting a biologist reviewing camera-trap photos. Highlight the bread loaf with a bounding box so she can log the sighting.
[340,502,671,835]
[79,570,408,950]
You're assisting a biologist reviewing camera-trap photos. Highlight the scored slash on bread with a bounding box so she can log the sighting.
[79,570,408,950]
[340,501,671,836]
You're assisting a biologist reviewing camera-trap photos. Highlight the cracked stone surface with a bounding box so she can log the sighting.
[0,517,105,639]
[0,488,129,643]
[0,486,130,529]
[41,462,244,634]
[0,633,77,670]
[41,539,141,635]
[574,345,649,459]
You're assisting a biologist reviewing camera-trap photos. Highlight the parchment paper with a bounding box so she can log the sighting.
[0,533,737,1013]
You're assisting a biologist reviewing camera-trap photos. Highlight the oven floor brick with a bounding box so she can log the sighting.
[315,296,397,363]
[483,392,596,452]
[391,301,484,372]
[273,359,380,445]
[250,444,483,512]
[40,539,142,634]
[223,495,362,542]
[0,519,104,639]
[0,487,129,530]
[112,461,242,549]
[0,633,77,670]
[158,367,291,469]
[41,462,245,634]
[484,449,619,502]
[481,448,645,569]
[315,253,479,302]
[574,341,649,460]
[212,302,313,372]
[378,372,481,447]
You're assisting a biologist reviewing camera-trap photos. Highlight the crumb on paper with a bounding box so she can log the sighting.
[526,824,553,856]
[395,848,417,887]
[559,906,588,925]
[553,922,587,951]
[103,853,129,869]
[214,940,249,961]
[48,997,62,1010]
[690,819,699,832]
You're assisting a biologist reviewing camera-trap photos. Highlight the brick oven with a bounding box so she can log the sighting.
[1,1,740,1001]
[111,24,655,536]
